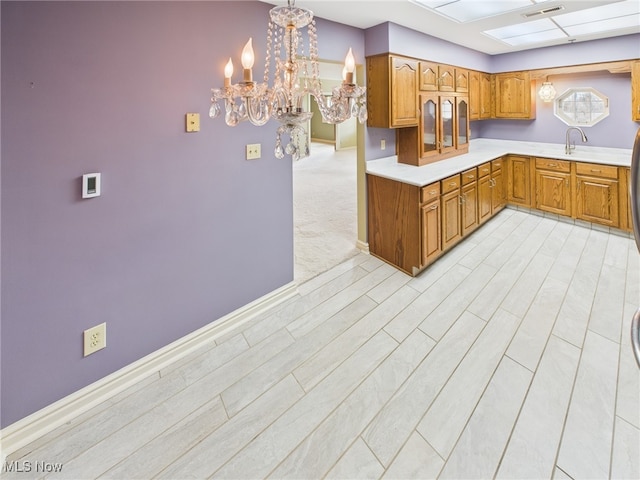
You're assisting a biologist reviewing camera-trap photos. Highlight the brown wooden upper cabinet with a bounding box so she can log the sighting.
[420,93,456,161]
[420,61,454,91]
[494,72,536,119]
[469,70,492,120]
[455,69,469,93]
[397,92,469,166]
[632,60,640,122]
[419,62,468,93]
[366,54,419,128]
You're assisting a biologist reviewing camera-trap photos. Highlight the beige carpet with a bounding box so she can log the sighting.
[293,143,360,284]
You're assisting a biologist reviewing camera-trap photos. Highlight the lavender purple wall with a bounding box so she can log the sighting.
[0,1,364,427]
[491,34,640,73]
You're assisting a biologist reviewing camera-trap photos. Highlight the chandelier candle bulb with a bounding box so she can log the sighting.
[344,48,355,84]
[224,58,233,88]
[241,38,254,83]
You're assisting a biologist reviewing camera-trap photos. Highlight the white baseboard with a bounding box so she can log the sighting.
[0,282,298,463]
[356,239,369,254]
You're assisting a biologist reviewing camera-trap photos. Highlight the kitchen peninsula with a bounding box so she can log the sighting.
[367,138,633,275]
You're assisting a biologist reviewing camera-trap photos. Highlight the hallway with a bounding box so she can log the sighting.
[293,143,359,284]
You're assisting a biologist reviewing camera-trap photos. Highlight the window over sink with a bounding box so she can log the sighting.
[554,87,609,127]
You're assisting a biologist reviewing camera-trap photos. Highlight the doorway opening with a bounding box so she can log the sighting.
[292,60,363,284]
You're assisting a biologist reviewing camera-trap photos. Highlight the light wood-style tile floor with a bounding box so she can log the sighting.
[5,209,640,479]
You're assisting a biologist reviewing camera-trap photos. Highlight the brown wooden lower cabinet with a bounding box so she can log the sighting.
[507,155,532,207]
[367,156,628,277]
[461,181,478,235]
[478,174,492,224]
[576,176,619,227]
[442,189,462,250]
[491,159,507,213]
[421,199,442,266]
[531,159,622,228]
[441,174,462,250]
[622,167,632,230]
[367,175,421,274]
[575,162,620,228]
[534,158,571,216]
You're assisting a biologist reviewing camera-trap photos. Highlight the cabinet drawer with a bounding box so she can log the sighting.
[477,162,491,178]
[441,174,461,194]
[492,159,503,171]
[576,162,618,179]
[461,168,477,185]
[421,183,441,203]
[535,158,570,173]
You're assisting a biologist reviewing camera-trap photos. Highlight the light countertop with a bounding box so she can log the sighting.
[366,138,633,187]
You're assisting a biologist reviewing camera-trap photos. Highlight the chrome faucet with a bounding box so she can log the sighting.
[565,126,588,154]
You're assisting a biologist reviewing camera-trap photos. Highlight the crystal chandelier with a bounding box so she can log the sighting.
[209,0,367,160]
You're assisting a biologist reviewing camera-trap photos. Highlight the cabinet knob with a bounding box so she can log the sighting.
[430,190,437,195]
[450,182,457,187]
[430,204,438,210]
[467,175,475,179]
[591,169,601,173]
[548,163,558,167]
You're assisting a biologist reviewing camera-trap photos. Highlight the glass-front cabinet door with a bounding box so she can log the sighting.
[456,97,469,150]
[440,96,455,155]
[420,94,439,160]
[419,93,470,163]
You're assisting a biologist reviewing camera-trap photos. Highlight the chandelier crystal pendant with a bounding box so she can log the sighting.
[209,0,367,160]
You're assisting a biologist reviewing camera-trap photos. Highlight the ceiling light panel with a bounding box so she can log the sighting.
[498,28,568,45]
[438,0,532,22]
[485,17,558,39]
[553,0,639,27]
[411,0,535,22]
[564,15,640,36]
[411,0,456,8]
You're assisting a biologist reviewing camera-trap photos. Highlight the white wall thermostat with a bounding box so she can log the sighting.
[82,173,101,198]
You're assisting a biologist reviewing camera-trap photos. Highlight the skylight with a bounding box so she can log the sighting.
[411,0,550,23]
[483,0,640,48]
[412,0,639,49]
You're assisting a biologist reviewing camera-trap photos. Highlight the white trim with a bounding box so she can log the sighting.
[356,239,370,254]
[0,282,298,463]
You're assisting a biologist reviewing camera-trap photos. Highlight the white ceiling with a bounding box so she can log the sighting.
[259,0,640,55]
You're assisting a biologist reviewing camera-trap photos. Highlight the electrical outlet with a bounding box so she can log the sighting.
[83,323,106,357]
[381,139,386,150]
[246,143,261,160]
